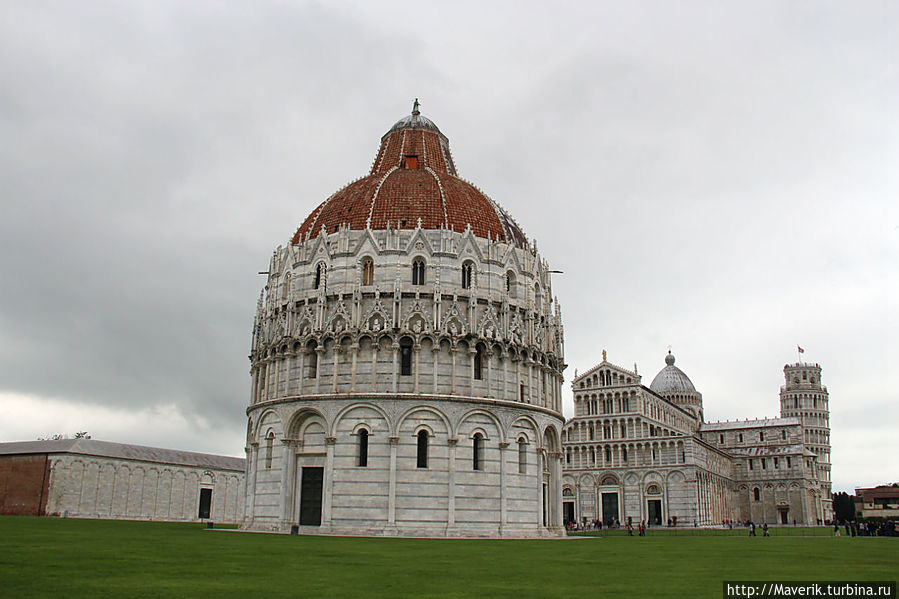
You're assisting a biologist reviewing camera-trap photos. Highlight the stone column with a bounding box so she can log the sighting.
[447,438,458,528]
[387,435,399,532]
[322,436,336,528]
[450,347,457,394]
[431,346,440,394]
[515,358,522,402]
[537,450,545,526]
[391,344,399,393]
[574,482,581,524]
[468,346,476,396]
[485,349,494,398]
[273,356,281,399]
[413,344,421,393]
[499,441,509,529]
[331,345,340,393]
[297,350,306,395]
[527,360,535,404]
[501,351,509,400]
[281,354,291,395]
[314,348,325,394]
[279,439,297,528]
[245,443,259,524]
[350,345,359,392]
[551,451,563,528]
[371,344,379,389]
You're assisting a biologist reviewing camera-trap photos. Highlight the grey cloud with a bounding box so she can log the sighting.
[0,1,894,484]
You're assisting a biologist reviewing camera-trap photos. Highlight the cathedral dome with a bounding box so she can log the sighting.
[649,351,697,394]
[291,100,528,248]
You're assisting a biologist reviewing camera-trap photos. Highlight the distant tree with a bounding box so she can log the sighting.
[832,492,856,522]
[37,432,91,441]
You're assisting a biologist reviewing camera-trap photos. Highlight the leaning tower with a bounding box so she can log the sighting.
[780,362,832,521]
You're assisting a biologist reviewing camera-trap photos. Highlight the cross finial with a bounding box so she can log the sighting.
[412,98,420,115]
[667,344,672,353]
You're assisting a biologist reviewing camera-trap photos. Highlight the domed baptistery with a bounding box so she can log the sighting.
[243,101,566,537]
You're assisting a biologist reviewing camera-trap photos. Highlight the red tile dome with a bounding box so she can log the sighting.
[292,101,527,248]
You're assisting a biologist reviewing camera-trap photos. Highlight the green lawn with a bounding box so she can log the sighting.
[0,517,894,598]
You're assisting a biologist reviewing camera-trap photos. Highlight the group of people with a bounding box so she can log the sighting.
[625,520,648,536]
[833,520,897,537]
[745,521,770,537]
[566,518,619,532]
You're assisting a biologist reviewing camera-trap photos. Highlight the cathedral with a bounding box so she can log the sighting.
[561,352,832,527]
[242,102,566,537]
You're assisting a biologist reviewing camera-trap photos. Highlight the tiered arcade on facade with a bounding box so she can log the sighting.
[243,103,566,537]
[562,352,831,527]
[779,362,832,520]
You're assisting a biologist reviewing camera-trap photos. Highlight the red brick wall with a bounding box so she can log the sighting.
[0,454,50,516]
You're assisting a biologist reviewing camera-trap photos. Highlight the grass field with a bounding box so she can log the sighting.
[0,517,895,598]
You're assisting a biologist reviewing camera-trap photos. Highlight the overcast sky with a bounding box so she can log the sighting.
[1,1,895,493]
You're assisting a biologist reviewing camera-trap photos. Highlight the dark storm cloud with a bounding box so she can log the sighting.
[0,1,430,430]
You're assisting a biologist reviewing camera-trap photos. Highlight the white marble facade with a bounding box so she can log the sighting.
[244,226,566,537]
[563,355,829,527]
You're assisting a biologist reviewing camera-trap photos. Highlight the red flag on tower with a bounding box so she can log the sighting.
[798,346,804,354]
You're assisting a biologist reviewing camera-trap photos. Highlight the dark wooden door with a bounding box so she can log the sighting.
[299,467,323,526]
[648,499,662,525]
[198,488,212,519]
[602,492,619,525]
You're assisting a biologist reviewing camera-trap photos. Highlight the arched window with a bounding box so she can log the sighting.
[416,430,429,468]
[361,258,374,286]
[473,433,484,470]
[306,342,318,378]
[282,272,291,300]
[518,437,527,474]
[753,487,760,502]
[265,431,274,469]
[781,430,786,440]
[400,338,413,376]
[357,428,369,467]
[461,262,473,289]
[506,271,516,298]
[474,344,485,380]
[412,259,425,286]
[313,263,326,289]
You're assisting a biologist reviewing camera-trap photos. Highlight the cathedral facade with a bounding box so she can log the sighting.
[561,352,831,527]
[242,103,566,537]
